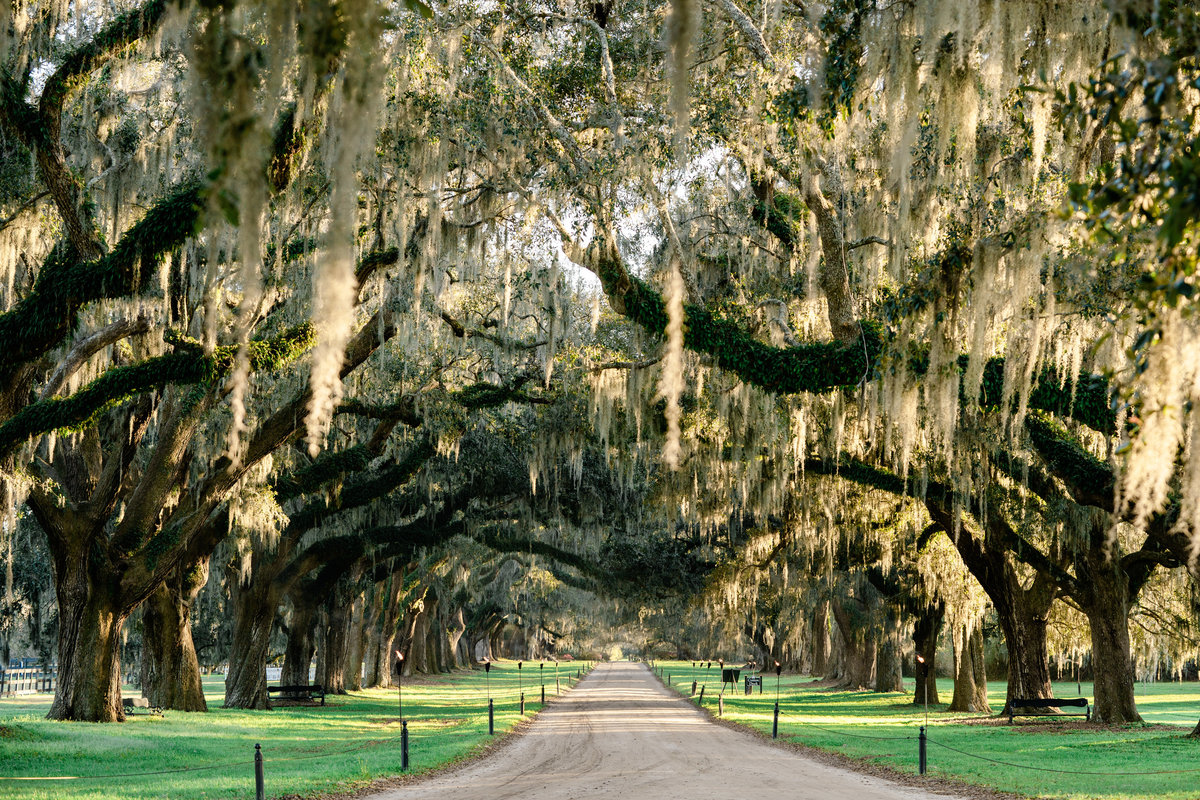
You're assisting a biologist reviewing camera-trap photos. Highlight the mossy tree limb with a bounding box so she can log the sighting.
[0,324,314,458]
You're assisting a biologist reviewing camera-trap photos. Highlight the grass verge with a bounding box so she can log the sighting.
[651,660,1200,800]
[0,660,592,800]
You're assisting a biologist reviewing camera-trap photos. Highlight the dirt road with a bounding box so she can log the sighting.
[373,661,966,800]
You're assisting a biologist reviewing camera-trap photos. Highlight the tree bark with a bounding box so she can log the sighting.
[345,590,366,690]
[912,603,943,706]
[993,578,1055,715]
[362,581,386,687]
[47,560,126,721]
[875,605,903,693]
[811,601,830,676]
[223,575,277,709]
[281,597,318,686]
[321,596,351,694]
[831,598,876,689]
[140,557,209,711]
[1077,543,1142,723]
[375,574,404,687]
[948,624,990,713]
[447,606,467,669]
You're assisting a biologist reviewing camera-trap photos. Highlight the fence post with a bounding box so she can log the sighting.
[918,726,927,775]
[401,720,410,771]
[254,743,264,800]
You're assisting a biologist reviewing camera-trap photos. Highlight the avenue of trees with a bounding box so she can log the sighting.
[1,0,1198,738]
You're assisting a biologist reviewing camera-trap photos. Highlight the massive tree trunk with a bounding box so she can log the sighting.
[281,596,318,686]
[947,624,990,713]
[376,575,405,687]
[831,599,875,689]
[362,581,386,687]
[47,556,127,722]
[874,605,903,693]
[811,601,830,676]
[447,606,467,669]
[1076,539,1142,724]
[924,500,1055,712]
[345,590,366,690]
[912,603,944,706]
[224,574,278,710]
[140,557,210,711]
[993,577,1056,714]
[321,595,352,694]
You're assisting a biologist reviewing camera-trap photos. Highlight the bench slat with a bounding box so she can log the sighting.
[1010,697,1088,708]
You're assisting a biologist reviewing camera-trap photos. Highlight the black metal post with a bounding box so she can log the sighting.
[918,726,927,775]
[540,662,544,704]
[488,698,494,735]
[772,702,780,738]
[698,685,705,704]
[541,684,545,704]
[401,720,410,771]
[520,693,525,715]
[254,743,264,800]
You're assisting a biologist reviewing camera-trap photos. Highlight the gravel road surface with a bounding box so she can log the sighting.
[371,660,967,800]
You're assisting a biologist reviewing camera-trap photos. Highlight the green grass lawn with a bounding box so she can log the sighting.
[0,661,591,799]
[653,660,1200,800]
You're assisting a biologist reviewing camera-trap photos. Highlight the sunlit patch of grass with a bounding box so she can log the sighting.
[0,660,591,800]
[654,660,1200,800]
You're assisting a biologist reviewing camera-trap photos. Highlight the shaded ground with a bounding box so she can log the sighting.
[371,661,968,800]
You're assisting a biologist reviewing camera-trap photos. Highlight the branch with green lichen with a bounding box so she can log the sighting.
[1024,412,1115,508]
[0,85,332,379]
[0,324,314,458]
[38,0,176,132]
[0,182,205,374]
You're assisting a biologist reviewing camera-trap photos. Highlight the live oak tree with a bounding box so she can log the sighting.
[3,0,1199,726]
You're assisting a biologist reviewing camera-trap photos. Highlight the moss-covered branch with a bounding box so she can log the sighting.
[281,440,436,538]
[38,0,175,131]
[0,324,314,457]
[613,268,885,393]
[1024,412,1116,509]
[272,444,375,503]
[0,182,205,373]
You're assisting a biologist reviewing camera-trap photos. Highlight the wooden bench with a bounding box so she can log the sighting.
[267,684,326,705]
[1008,697,1090,723]
[122,697,163,716]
